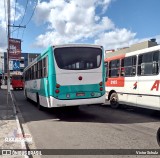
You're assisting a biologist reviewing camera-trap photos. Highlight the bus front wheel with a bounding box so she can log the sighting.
[157,127,160,146]
[110,93,119,109]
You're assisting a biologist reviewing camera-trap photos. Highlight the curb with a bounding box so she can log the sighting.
[10,91,29,158]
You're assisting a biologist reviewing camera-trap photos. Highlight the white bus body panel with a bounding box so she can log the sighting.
[106,45,160,110]
[54,56,103,85]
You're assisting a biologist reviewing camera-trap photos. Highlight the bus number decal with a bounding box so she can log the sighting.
[111,80,117,85]
[106,78,124,87]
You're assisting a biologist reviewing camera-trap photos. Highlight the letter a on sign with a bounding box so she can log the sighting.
[151,80,160,91]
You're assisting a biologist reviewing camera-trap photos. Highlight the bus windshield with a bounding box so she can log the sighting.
[54,47,102,70]
[12,75,23,80]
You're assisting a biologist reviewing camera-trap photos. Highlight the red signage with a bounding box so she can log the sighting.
[9,38,21,59]
[106,77,125,87]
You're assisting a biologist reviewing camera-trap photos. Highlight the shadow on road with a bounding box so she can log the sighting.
[13,91,160,124]
[46,104,160,123]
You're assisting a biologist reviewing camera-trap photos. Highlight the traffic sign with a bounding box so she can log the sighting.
[13,60,20,71]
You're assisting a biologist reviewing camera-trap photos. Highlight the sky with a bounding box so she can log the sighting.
[0,0,160,53]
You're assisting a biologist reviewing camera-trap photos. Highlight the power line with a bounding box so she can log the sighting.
[19,0,29,25]
[25,0,38,26]
[13,0,17,25]
[11,0,38,41]
[16,0,29,38]
[21,0,38,41]
[12,0,17,38]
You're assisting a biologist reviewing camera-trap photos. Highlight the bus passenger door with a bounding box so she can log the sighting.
[137,52,160,109]
[125,76,138,106]
[120,56,138,106]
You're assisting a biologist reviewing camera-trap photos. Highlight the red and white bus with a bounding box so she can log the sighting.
[11,75,24,90]
[105,45,160,110]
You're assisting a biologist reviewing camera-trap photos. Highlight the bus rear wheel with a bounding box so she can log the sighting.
[37,94,43,111]
[110,92,119,109]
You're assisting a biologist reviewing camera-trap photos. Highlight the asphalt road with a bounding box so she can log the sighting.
[12,90,160,158]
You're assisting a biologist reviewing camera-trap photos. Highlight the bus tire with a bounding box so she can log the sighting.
[25,90,29,100]
[110,92,119,108]
[70,106,79,110]
[37,94,43,111]
[157,127,160,146]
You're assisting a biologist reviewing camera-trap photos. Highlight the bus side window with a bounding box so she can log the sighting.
[153,51,159,74]
[38,60,42,78]
[152,61,158,74]
[121,59,124,76]
[138,51,159,76]
[140,63,145,75]
[35,63,38,79]
[43,57,47,77]
[138,55,143,75]
[132,67,136,75]
[132,56,137,75]
[109,59,120,77]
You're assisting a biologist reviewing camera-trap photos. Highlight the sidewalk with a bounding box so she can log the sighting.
[0,85,22,157]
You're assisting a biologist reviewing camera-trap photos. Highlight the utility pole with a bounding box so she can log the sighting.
[7,0,25,104]
[7,0,11,104]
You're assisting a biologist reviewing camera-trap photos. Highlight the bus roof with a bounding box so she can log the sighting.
[24,44,103,72]
[53,44,103,49]
[105,45,160,62]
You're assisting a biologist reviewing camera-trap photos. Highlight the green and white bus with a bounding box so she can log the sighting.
[23,44,106,109]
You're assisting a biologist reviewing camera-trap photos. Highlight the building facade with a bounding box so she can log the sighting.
[105,39,158,58]
[0,52,4,80]
[3,52,39,75]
